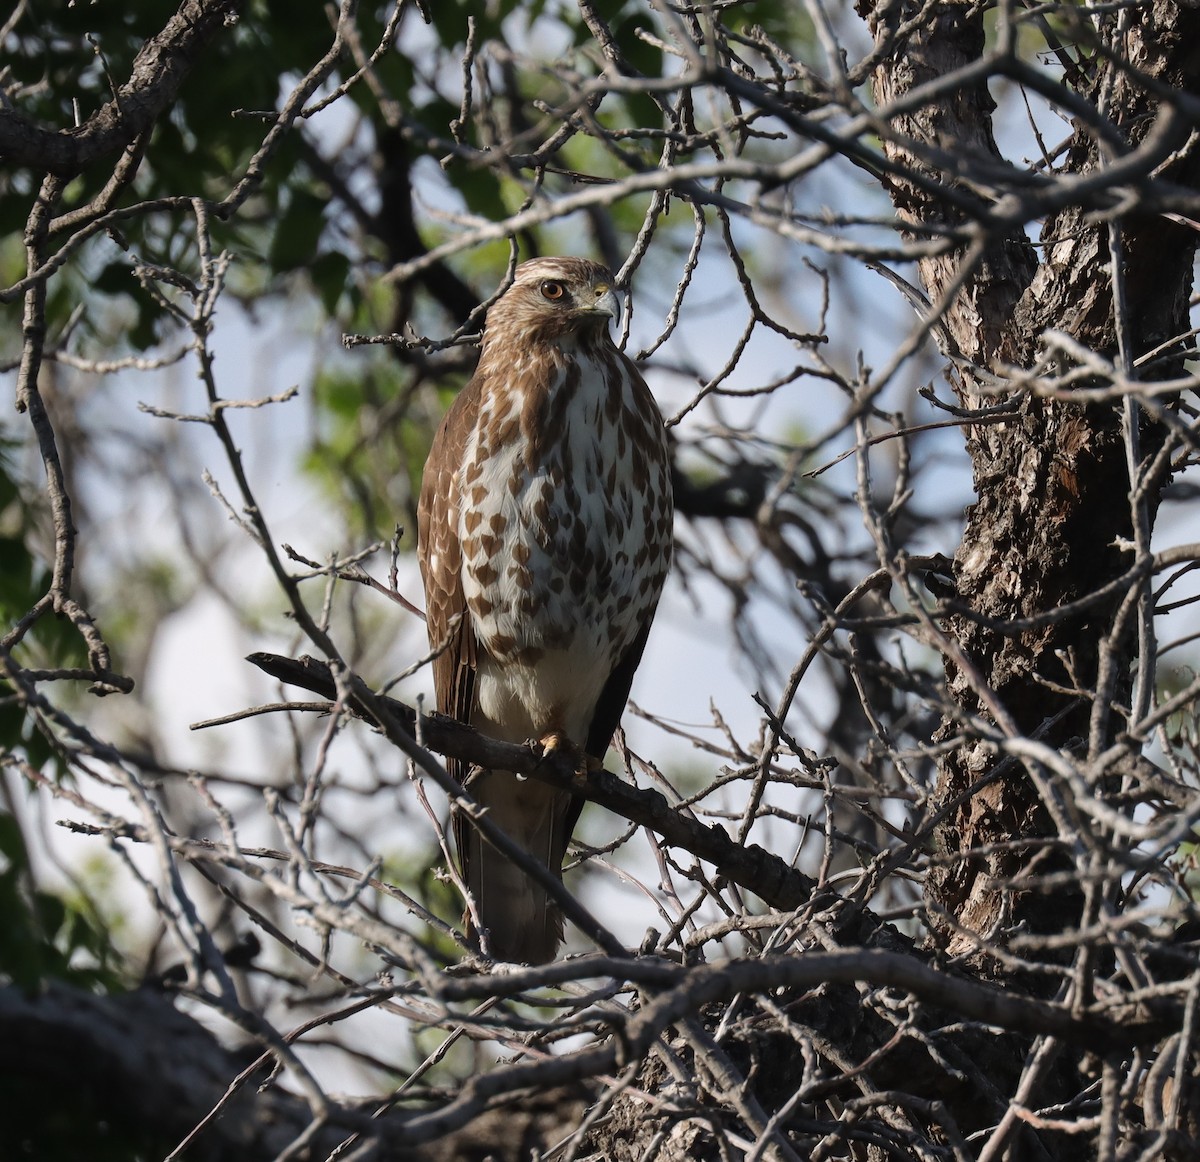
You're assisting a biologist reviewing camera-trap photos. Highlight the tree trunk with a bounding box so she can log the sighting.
[863,0,1200,961]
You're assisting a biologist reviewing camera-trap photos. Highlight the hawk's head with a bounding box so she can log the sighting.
[482,257,621,348]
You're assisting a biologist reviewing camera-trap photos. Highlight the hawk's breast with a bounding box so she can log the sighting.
[456,346,671,740]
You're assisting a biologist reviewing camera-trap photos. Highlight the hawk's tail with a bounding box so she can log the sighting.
[461,771,573,965]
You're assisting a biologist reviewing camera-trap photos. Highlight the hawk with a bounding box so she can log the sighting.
[417,257,673,963]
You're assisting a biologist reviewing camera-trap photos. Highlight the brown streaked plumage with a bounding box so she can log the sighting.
[417,257,673,963]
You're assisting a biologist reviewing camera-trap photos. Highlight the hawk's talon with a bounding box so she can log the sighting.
[537,731,596,781]
[538,730,570,757]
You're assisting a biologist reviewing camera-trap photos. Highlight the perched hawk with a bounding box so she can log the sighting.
[417,257,673,963]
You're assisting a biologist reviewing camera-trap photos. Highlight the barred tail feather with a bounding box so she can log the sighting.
[462,770,573,964]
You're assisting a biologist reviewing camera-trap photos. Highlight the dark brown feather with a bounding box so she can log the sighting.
[566,619,656,842]
[416,379,482,788]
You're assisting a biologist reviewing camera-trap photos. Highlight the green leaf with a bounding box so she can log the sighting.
[0,811,28,867]
[456,169,510,222]
[268,187,329,273]
[0,811,125,992]
[94,261,135,296]
[310,250,351,315]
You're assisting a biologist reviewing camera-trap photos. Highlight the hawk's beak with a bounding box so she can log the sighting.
[587,284,620,324]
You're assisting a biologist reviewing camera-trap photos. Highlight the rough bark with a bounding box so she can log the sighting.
[860,1,1038,367]
[863,0,1200,960]
[0,981,337,1161]
[0,980,600,1161]
[0,0,246,176]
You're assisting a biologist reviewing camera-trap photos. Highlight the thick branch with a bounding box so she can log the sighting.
[396,949,1169,1150]
[0,981,343,1162]
[247,651,874,933]
[0,979,593,1161]
[0,0,245,176]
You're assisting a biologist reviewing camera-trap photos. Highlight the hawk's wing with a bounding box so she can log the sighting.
[586,620,654,764]
[416,378,482,788]
[565,618,655,844]
[574,352,670,844]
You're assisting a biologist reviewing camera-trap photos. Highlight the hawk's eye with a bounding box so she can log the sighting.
[540,280,567,301]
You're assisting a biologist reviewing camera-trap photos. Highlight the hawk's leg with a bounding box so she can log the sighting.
[537,731,602,780]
